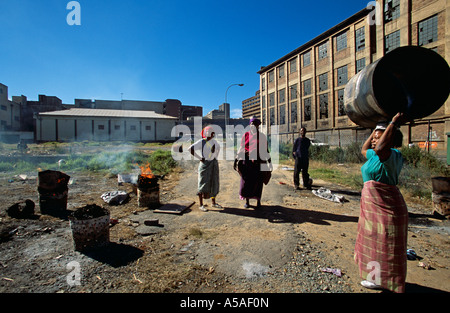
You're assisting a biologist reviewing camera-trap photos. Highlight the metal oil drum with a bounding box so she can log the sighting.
[344,46,450,128]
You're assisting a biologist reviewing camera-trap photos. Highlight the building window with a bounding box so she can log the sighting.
[303,79,312,96]
[303,51,311,66]
[261,78,265,91]
[278,89,285,104]
[1,105,7,111]
[0,88,3,94]
[289,58,297,73]
[384,0,400,22]
[318,41,328,59]
[319,93,329,119]
[262,109,266,124]
[319,72,328,91]
[145,126,151,131]
[385,30,400,53]
[269,70,274,82]
[336,65,348,87]
[114,125,120,130]
[98,125,105,130]
[279,104,286,125]
[291,101,298,124]
[278,64,285,78]
[269,93,275,106]
[262,95,266,109]
[337,89,346,116]
[130,125,137,131]
[418,15,438,46]
[356,58,366,73]
[335,31,347,52]
[270,107,275,125]
[304,98,311,121]
[355,26,365,51]
[290,84,298,100]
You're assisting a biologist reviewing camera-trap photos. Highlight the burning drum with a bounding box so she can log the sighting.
[38,170,70,216]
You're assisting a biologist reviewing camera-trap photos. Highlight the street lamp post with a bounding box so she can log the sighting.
[224,83,244,128]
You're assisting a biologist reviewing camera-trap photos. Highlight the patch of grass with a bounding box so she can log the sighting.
[309,163,363,190]
[148,150,178,176]
[188,228,204,238]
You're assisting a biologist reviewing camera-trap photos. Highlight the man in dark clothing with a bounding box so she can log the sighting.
[293,127,312,190]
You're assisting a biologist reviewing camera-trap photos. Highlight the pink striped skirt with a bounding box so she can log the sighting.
[354,180,408,293]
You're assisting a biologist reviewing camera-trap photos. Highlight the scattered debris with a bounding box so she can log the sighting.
[418,262,434,270]
[320,267,342,277]
[154,200,194,215]
[70,204,110,221]
[180,241,194,252]
[281,167,294,171]
[144,219,160,226]
[6,200,35,219]
[101,191,129,205]
[312,187,346,203]
[0,227,19,243]
[407,249,418,260]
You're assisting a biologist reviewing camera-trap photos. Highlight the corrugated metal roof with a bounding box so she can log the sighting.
[38,108,177,119]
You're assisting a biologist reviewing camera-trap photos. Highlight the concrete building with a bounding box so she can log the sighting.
[35,108,177,142]
[242,91,261,119]
[74,98,202,122]
[258,0,450,156]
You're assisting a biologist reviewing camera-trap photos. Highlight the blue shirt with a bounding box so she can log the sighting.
[361,149,403,186]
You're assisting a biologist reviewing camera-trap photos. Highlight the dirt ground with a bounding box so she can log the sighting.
[0,154,449,295]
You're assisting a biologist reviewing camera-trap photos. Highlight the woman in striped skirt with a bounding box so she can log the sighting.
[354,112,409,293]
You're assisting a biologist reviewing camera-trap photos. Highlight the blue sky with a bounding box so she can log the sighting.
[0,0,369,117]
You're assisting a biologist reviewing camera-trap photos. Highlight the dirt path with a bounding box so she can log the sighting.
[0,158,449,294]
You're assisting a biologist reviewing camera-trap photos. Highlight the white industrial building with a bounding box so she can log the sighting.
[35,108,177,142]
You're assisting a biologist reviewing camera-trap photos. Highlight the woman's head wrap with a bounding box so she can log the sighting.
[250,117,261,126]
[201,126,214,139]
[374,123,388,131]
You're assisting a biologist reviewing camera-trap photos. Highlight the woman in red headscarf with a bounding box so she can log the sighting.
[234,117,272,208]
[189,126,222,212]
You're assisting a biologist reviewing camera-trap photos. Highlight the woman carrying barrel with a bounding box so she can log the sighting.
[354,112,409,293]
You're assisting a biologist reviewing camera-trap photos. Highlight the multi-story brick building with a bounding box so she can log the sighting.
[258,0,450,157]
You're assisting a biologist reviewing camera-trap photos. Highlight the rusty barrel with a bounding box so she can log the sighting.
[38,170,70,216]
[344,46,450,128]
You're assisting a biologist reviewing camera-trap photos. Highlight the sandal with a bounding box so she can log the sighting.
[360,280,381,289]
[212,203,223,208]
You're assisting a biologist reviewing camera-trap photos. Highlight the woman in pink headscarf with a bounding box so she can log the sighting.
[234,117,272,208]
[189,126,222,212]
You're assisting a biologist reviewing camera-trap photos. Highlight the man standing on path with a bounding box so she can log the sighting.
[293,127,312,190]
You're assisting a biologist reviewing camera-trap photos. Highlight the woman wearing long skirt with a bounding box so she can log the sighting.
[234,117,272,209]
[189,126,222,212]
[354,112,409,293]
